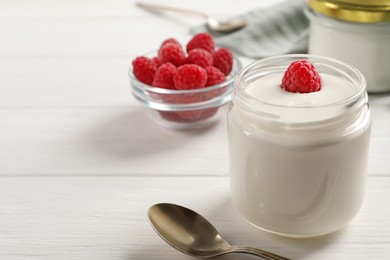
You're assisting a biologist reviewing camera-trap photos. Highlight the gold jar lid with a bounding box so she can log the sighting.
[308,0,390,23]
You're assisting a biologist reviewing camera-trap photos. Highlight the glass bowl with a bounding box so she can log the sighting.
[129,51,242,129]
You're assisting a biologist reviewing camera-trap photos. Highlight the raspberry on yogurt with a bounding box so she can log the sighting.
[281,60,322,93]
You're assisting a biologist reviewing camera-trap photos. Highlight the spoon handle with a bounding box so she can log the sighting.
[136,2,208,18]
[230,246,292,260]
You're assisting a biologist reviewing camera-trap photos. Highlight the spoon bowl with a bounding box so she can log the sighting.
[148,203,291,259]
[206,17,247,33]
[136,2,247,34]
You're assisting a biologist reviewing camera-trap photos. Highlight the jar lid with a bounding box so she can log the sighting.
[308,0,390,23]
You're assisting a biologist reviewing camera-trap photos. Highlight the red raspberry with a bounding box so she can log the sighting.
[186,32,215,54]
[199,107,219,120]
[158,111,185,122]
[160,38,180,48]
[178,110,203,121]
[158,43,186,67]
[160,110,202,122]
[281,60,322,93]
[187,48,213,68]
[160,94,203,121]
[152,62,177,89]
[174,94,203,120]
[205,66,226,87]
[174,64,207,90]
[132,56,158,85]
[152,56,162,67]
[213,48,233,75]
[161,104,219,122]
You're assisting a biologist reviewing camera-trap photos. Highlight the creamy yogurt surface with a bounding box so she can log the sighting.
[245,72,355,107]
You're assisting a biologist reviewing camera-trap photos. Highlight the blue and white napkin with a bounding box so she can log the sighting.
[191,0,309,58]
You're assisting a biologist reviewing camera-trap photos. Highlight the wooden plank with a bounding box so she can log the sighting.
[0,105,388,176]
[0,107,230,176]
[0,175,389,260]
[0,0,286,57]
[0,0,284,19]
[0,58,136,107]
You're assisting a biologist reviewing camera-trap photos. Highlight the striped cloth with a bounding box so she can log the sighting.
[190,0,309,58]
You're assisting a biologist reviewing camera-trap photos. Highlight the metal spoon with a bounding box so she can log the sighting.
[148,203,291,260]
[136,2,247,33]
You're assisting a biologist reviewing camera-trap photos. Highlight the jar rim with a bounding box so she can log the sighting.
[308,0,390,23]
[233,54,367,125]
[235,54,365,109]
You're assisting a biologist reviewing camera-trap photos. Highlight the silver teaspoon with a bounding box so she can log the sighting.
[148,203,291,260]
[136,2,247,34]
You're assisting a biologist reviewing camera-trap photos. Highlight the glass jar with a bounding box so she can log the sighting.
[306,0,390,93]
[228,55,371,237]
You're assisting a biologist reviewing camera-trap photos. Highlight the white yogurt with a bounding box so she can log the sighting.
[228,55,371,237]
[246,73,355,107]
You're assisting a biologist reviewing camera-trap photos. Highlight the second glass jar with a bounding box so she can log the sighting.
[306,0,390,93]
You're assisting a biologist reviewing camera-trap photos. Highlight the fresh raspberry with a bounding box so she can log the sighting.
[152,62,177,89]
[152,56,162,67]
[159,94,203,121]
[174,64,207,90]
[158,43,186,67]
[199,108,219,120]
[186,32,215,54]
[132,56,158,85]
[203,66,226,100]
[160,38,180,48]
[213,48,233,75]
[178,110,202,121]
[160,95,214,122]
[187,48,213,68]
[174,94,203,120]
[159,107,216,123]
[159,111,185,122]
[281,60,322,93]
[205,66,226,86]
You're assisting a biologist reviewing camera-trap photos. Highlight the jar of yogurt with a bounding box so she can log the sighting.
[305,0,390,93]
[228,55,371,237]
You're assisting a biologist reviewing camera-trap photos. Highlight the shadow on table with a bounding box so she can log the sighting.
[84,108,219,159]
[208,198,345,260]
[368,91,390,109]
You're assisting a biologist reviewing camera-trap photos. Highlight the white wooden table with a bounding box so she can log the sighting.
[1,0,389,259]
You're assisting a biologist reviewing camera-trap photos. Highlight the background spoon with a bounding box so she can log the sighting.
[136,2,247,33]
[148,203,291,260]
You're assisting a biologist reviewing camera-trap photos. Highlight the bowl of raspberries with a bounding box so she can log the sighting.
[129,32,242,129]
